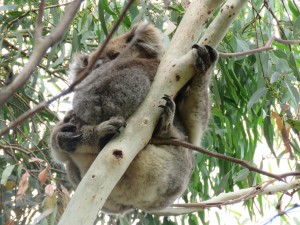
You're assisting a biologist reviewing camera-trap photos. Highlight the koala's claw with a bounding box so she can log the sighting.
[155,95,176,138]
[192,44,218,73]
[204,45,218,62]
[57,123,83,152]
[96,116,127,136]
[159,95,175,124]
[61,123,77,133]
[159,95,175,113]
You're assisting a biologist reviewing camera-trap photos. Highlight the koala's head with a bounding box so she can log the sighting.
[69,22,164,80]
[97,22,164,61]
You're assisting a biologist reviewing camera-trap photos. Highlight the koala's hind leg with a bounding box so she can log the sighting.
[177,45,218,145]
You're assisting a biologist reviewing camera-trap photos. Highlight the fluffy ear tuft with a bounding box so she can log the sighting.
[68,53,89,81]
[127,22,164,59]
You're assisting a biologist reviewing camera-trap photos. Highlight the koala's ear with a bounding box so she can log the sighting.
[127,22,164,59]
[69,53,89,81]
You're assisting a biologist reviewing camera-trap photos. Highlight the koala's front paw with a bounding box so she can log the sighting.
[96,117,127,149]
[57,123,83,152]
[192,45,218,73]
[96,116,127,137]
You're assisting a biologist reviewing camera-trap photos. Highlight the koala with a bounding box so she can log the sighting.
[50,22,218,214]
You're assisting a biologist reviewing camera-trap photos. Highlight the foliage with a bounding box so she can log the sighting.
[0,0,299,224]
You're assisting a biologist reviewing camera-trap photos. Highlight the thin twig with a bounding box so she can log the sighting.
[0,0,136,138]
[1,37,68,83]
[0,0,84,107]
[219,35,300,58]
[35,0,45,42]
[150,138,300,181]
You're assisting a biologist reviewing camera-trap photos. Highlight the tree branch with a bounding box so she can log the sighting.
[0,0,135,138]
[153,179,300,216]
[35,0,45,42]
[0,0,84,108]
[219,36,300,58]
[150,138,300,181]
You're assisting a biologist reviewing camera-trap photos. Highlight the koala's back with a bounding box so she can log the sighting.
[102,144,195,214]
[73,58,159,124]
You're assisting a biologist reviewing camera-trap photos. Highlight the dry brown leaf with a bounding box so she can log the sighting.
[38,167,48,186]
[29,157,44,163]
[271,111,284,131]
[5,220,14,225]
[271,111,293,159]
[16,171,30,200]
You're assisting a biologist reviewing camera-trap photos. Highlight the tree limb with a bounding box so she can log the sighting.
[219,36,300,58]
[0,0,84,107]
[150,138,300,181]
[0,0,135,138]
[153,179,300,216]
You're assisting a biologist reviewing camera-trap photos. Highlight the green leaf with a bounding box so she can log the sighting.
[294,16,300,37]
[247,87,268,110]
[233,168,250,183]
[285,80,300,108]
[98,0,108,36]
[288,0,300,17]
[263,114,276,157]
[273,50,287,59]
[100,0,116,16]
[188,214,199,225]
[270,72,281,84]
[286,119,300,132]
[1,164,15,185]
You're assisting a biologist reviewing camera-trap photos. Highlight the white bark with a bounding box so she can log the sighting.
[58,0,223,224]
[199,0,248,47]
[155,179,300,215]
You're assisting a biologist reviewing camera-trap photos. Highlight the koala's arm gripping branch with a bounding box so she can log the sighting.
[58,1,223,224]
[178,0,248,145]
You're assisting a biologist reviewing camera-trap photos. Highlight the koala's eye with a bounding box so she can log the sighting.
[126,34,133,43]
[108,52,120,60]
[94,59,104,69]
[82,56,88,67]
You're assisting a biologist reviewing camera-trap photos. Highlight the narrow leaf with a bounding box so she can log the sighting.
[1,165,15,185]
[247,88,268,110]
[17,171,30,200]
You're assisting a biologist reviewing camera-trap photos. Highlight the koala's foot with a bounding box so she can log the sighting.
[95,117,127,149]
[57,123,83,152]
[96,116,127,137]
[156,95,177,138]
[192,44,218,73]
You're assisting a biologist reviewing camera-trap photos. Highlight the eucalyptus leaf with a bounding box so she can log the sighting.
[233,169,250,183]
[247,88,268,110]
[1,164,15,185]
